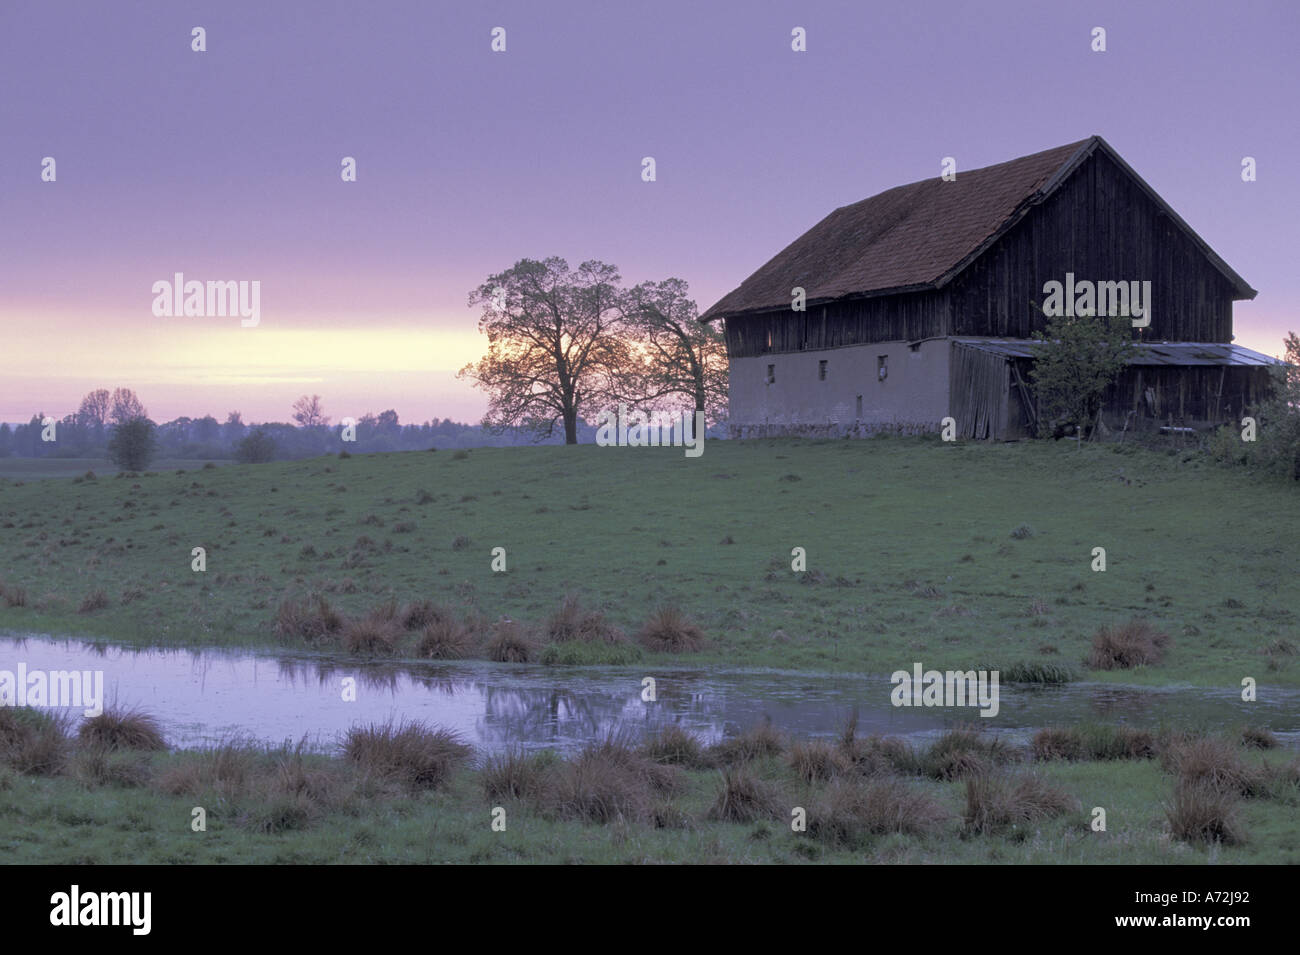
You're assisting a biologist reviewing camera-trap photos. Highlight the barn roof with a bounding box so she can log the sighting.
[701,136,1256,321]
[952,338,1283,367]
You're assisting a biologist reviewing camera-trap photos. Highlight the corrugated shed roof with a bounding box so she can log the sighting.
[952,338,1283,367]
[702,136,1256,321]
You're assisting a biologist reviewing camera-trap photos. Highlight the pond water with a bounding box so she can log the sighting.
[2,635,1297,753]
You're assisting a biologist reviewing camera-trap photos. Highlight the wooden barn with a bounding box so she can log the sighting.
[701,136,1280,440]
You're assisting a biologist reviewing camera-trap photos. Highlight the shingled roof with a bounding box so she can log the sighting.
[701,136,1255,321]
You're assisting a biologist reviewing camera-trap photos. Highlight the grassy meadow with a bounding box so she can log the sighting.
[0,457,227,480]
[0,437,1296,686]
[3,708,1297,864]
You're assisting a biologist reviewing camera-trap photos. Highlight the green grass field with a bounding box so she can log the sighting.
[0,458,227,480]
[4,723,1297,864]
[0,437,1296,685]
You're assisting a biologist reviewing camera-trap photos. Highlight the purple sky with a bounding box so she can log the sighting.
[2,0,1296,425]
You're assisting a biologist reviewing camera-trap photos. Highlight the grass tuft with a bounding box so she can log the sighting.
[707,765,784,823]
[1088,618,1172,670]
[1166,780,1247,845]
[808,776,947,846]
[0,707,72,775]
[635,604,705,653]
[963,771,1078,835]
[342,719,470,790]
[485,619,536,663]
[78,705,166,751]
[640,725,704,767]
[416,615,477,659]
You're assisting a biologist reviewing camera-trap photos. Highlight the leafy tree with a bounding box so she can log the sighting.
[193,415,221,442]
[1245,331,1300,480]
[107,418,156,471]
[109,388,147,426]
[1029,306,1133,440]
[292,395,329,428]
[77,389,111,433]
[223,411,246,444]
[619,278,729,424]
[235,429,276,463]
[459,257,628,444]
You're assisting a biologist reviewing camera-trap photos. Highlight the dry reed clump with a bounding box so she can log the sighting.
[1239,725,1278,750]
[540,735,680,824]
[368,596,401,623]
[1087,618,1172,670]
[1161,736,1270,797]
[0,582,27,607]
[156,741,359,833]
[273,594,345,644]
[543,753,646,824]
[962,772,1079,835]
[836,712,920,776]
[788,739,853,783]
[342,719,470,790]
[481,747,558,802]
[640,725,704,767]
[706,718,784,766]
[921,727,1015,780]
[1165,779,1247,845]
[807,776,948,846]
[236,743,360,831]
[78,589,110,613]
[841,735,920,776]
[153,740,259,797]
[1030,727,1085,762]
[485,619,537,663]
[546,593,627,644]
[341,614,400,656]
[584,732,684,795]
[416,615,477,660]
[707,765,785,823]
[634,605,705,653]
[1031,724,1157,762]
[78,705,166,752]
[0,707,71,775]
[401,599,447,631]
[68,747,152,789]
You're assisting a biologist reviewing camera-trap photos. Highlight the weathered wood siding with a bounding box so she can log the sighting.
[1002,357,1275,436]
[949,151,1236,342]
[1106,365,1274,427]
[949,345,1010,439]
[723,289,950,358]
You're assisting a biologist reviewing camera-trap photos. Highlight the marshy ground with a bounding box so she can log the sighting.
[0,437,1295,685]
[2,706,1297,864]
[1,437,1296,863]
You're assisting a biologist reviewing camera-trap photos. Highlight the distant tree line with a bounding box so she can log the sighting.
[0,388,616,468]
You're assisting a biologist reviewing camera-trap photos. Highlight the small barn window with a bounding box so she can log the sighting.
[766,364,776,384]
[877,355,888,381]
[856,395,863,419]
[818,360,828,381]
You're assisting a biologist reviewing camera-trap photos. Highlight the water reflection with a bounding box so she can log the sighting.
[1,634,1296,753]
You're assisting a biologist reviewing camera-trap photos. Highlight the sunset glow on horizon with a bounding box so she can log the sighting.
[2,0,1297,427]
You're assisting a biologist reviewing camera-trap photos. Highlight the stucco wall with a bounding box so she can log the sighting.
[726,339,952,438]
